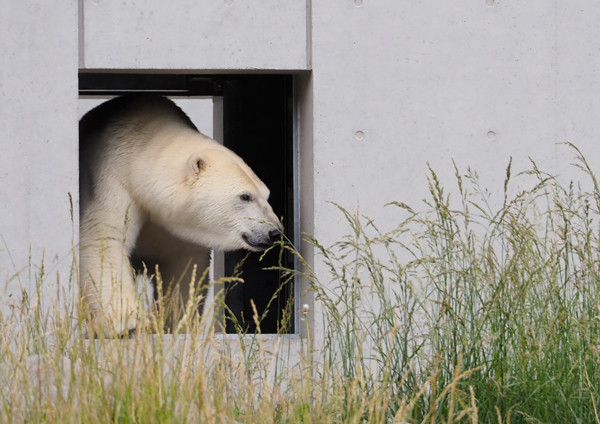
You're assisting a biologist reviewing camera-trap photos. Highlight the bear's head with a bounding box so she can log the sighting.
[133,134,282,252]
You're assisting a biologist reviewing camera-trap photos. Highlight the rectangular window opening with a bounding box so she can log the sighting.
[79,73,298,335]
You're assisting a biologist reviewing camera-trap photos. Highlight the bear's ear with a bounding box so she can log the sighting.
[188,156,205,176]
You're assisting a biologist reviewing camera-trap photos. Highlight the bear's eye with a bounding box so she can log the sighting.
[239,193,252,202]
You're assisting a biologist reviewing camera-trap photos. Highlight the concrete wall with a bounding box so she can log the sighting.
[3,1,600,336]
[80,0,309,70]
[308,0,600,340]
[311,1,600,240]
[0,1,78,310]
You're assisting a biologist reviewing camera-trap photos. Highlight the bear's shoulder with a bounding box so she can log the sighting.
[80,94,198,141]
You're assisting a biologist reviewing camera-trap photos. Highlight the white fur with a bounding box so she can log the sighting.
[79,95,282,335]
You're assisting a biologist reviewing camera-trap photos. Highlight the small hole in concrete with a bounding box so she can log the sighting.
[354,130,365,141]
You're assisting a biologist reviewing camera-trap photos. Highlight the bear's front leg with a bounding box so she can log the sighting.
[79,189,148,336]
[80,240,142,336]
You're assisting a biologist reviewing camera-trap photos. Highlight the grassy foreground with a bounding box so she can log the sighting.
[3,144,600,422]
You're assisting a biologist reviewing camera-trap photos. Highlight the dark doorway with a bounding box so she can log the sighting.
[79,73,296,334]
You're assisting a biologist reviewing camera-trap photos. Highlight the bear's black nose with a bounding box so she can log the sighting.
[268,228,281,243]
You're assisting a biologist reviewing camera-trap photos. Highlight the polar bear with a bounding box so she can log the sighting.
[79,94,282,336]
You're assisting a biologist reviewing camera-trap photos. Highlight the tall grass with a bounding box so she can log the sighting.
[2,144,600,422]
[307,144,600,423]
